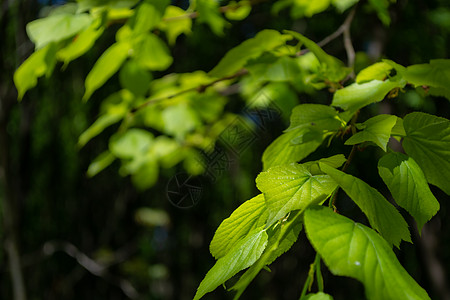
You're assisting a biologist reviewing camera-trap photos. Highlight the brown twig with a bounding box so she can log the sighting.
[297,6,357,61]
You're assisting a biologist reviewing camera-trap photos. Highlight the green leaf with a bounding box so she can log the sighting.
[210,194,269,259]
[197,0,227,35]
[209,30,291,78]
[131,2,163,35]
[14,43,57,100]
[132,33,173,71]
[400,59,450,89]
[356,61,393,83]
[304,206,430,300]
[284,30,349,82]
[160,6,192,45]
[390,116,405,140]
[57,20,104,67]
[287,104,343,132]
[26,13,93,49]
[368,0,391,25]
[87,151,116,177]
[83,41,131,101]
[262,128,324,170]
[162,103,201,140]
[224,1,252,20]
[256,163,338,226]
[332,79,405,112]
[402,112,450,195]
[109,128,154,159]
[302,154,347,175]
[332,0,359,12]
[230,211,303,299]
[76,0,139,12]
[320,163,410,247]
[304,292,334,300]
[119,60,152,96]
[345,114,398,151]
[378,152,440,232]
[131,158,159,190]
[194,227,268,300]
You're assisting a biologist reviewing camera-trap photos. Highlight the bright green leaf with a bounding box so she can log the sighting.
[162,103,201,140]
[27,13,93,49]
[132,33,173,71]
[402,112,450,195]
[197,0,227,35]
[332,79,405,112]
[256,163,338,226]
[210,194,269,259]
[356,61,393,83]
[304,206,430,300]
[76,0,139,12]
[401,59,450,89]
[304,292,334,300]
[83,41,131,101]
[378,152,440,232]
[14,43,57,100]
[131,158,159,190]
[225,1,252,20]
[302,154,347,175]
[87,151,116,177]
[332,0,359,12]
[230,211,303,299]
[287,104,343,132]
[57,20,104,67]
[131,2,162,35]
[194,227,268,300]
[345,114,398,150]
[320,163,410,247]
[262,128,324,170]
[209,30,291,78]
[160,6,192,45]
[109,128,154,159]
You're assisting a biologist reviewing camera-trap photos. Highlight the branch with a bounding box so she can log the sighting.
[297,6,357,60]
[130,69,248,113]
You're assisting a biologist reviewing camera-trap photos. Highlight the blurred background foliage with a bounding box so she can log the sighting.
[0,0,449,299]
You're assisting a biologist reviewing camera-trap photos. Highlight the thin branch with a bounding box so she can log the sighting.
[130,69,248,113]
[297,6,357,57]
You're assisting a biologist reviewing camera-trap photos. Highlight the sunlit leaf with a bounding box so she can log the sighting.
[210,194,268,259]
[230,211,302,299]
[14,43,57,100]
[132,33,173,71]
[87,151,116,177]
[402,112,450,195]
[225,1,252,20]
[209,30,291,77]
[320,163,410,247]
[194,227,268,300]
[332,79,405,112]
[304,206,430,300]
[83,42,131,101]
[345,114,398,151]
[256,163,338,226]
[109,128,154,159]
[356,61,393,83]
[197,0,227,35]
[27,13,93,49]
[160,6,192,45]
[378,152,440,232]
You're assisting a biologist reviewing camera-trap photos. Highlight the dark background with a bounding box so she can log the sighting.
[0,0,449,299]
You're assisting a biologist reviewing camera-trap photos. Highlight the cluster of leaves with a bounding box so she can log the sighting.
[13,0,450,299]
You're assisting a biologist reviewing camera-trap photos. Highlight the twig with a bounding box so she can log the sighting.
[130,69,248,113]
[297,6,357,58]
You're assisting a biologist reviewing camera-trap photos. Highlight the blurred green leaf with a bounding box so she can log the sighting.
[132,33,173,71]
[225,1,252,20]
[83,41,131,101]
[109,128,154,159]
[87,151,116,177]
[160,6,192,45]
[209,30,291,77]
[119,60,152,96]
[27,13,93,49]
[14,43,57,100]
[197,0,227,35]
